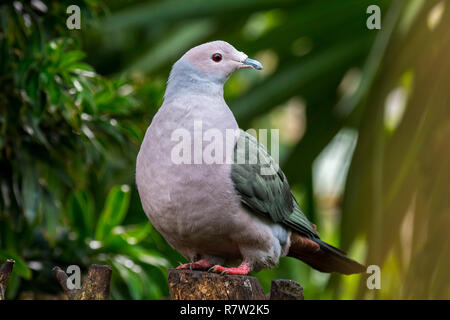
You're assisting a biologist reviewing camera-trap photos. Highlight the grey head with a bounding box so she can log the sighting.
[164,40,263,99]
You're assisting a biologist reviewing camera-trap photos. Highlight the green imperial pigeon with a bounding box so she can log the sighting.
[136,41,365,275]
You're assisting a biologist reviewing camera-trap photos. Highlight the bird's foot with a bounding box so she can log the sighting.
[208,262,251,275]
[176,259,212,271]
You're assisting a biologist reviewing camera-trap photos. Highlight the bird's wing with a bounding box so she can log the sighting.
[231,130,318,239]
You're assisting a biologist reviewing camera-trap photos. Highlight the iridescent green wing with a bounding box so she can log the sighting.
[231,130,318,238]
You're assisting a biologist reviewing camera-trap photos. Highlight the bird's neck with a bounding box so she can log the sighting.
[164,62,225,101]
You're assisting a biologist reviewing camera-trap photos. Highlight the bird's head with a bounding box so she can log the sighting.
[171,41,263,86]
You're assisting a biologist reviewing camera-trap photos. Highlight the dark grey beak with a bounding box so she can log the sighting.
[242,58,263,70]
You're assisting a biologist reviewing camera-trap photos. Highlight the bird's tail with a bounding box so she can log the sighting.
[287,233,365,275]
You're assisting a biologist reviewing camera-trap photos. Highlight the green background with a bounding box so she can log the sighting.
[0,0,449,299]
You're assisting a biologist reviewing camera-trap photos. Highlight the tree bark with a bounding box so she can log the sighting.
[53,264,112,300]
[168,269,303,300]
[269,279,304,300]
[0,259,15,300]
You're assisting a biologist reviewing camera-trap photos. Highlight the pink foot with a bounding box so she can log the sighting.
[176,259,212,270]
[209,262,251,275]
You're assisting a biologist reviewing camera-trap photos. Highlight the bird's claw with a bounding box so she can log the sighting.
[208,265,230,275]
[176,262,188,270]
[178,259,212,271]
[208,263,251,275]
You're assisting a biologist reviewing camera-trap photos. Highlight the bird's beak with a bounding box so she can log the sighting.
[241,57,263,70]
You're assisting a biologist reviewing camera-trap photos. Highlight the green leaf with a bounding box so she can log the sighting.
[118,222,153,244]
[95,185,131,240]
[67,62,95,72]
[59,50,86,69]
[111,258,144,300]
[123,245,170,268]
[0,250,32,280]
[66,190,95,240]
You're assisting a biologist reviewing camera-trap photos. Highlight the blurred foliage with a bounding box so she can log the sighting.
[1,0,449,299]
[0,0,179,299]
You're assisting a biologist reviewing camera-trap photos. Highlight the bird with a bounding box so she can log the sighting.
[136,40,365,276]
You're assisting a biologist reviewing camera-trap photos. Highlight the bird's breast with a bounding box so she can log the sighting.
[136,97,241,246]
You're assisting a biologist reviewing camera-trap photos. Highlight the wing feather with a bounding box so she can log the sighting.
[231,130,318,239]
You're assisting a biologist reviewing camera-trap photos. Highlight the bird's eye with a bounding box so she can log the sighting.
[212,53,222,62]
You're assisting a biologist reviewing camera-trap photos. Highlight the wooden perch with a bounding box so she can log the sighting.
[269,279,304,300]
[168,269,304,300]
[53,264,112,300]
[0,259,15,300]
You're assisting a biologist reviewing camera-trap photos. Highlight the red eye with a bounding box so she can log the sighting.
[212,53,222,62]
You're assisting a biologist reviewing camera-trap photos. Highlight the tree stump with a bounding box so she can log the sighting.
[0,259,15,300]
[270,279,304,300]
[53,264,112,300]
[168,269,303,300]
